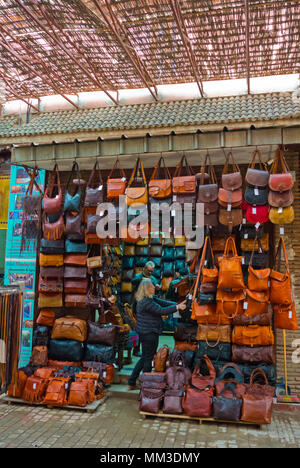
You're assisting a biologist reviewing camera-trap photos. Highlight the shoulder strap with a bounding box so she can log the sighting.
[249,149,268,171]
[150,156,171,181]
[127,157,147,188]
[222,152,240,175]
[46,163,61,198]
[224,236,238,256]
[108,157,126,180]
[26,167,42,195]
[273,236,289,272]
[200,152,217,185]
[173,154,194,178]
[249,367,268,386]
[65,161,81,193]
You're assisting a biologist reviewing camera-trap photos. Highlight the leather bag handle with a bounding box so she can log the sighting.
[173,154,194,178]
[224,236,238,256]
[87,160,103,188]
[26,167,43,195]
[274,236,289,272]
[222,152,240,175]
[127,157,147,188]
[249,148,268,171]
[216,362,244,381]
[108,157,126,180]
[150,156,171,181]
[193,354,216,379]
[46,163,61,198]
[200,152,217,185]
[249,367,269,387]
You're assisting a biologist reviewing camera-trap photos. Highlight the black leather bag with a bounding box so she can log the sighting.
[40,239,64,255]
[212,382,242,421]
[196,341,232,362]
[240,225,264,239]
[65,210,84,240]
[174,322,197,342]
[242,251,269,268]
[244,187,268,206]
[32,325,50,347]
[184,350,195,372]
[87,322,118,346]
[211,361,276,386]
[84,344,116,364]
[49,339,84,362]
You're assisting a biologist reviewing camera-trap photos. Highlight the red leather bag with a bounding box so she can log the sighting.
[244,202,269,224]
[182,386,212,418]
[191,355,216,390]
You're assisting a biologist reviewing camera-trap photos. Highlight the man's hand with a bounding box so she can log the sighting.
[177,300,187,311]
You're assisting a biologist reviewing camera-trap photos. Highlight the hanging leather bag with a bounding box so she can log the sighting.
[245,149,269,187]
[268,188,294,208]
[196,324,231,343]
[172,154,196,196]
[43,163,63,214]
[36,309,56,327]
[154,345,170,372]
[65,294,87,308]
[64,161,83,212]
[38,292,63,308]
[241,233,269,252]
[269,146,294,192]
[197,152,218,205]
[232,308,273,326]
[107,157,127,199]
[149,156,172,199]
[126,158,148,206]
[218,187,242,208]
[191,354,216,389]
[270,237,292,305]
[217,237,245,290]
[43,214,65,241]
[40,266,64,279]
[65,210,84,240]
[64,253,87,267]
[245,203,269,224]
[221,152,242,191]
[84,160,104,207]
[40,239,64,255]
[197,341,232,362]
[243,288,269,316]
[219,208,243,230]
[269,206,294,224]
[64,279,88,294]
[274,301,298,330]
[38,274,63,294]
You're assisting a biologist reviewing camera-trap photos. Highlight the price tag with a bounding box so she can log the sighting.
[204,260,208,266]
[178,361,183,366]
[33,383,36,390]
[243,218,246,224]
[187,294,193,300]
[227,204,231,212]
[268,281,271,288]
[103,371,107,378]
[289,310,293,319]
[173,195,177,202]
[259,248,263,254]
[280,227,285,235]
[252,207,257,214]
[254,188,259,196]
[99,272,103,278]
[243,302,248,310]
[121,177,126,182]
[171,210,176,217]
[65,384,68,389]
[278,207,283,214]
[152,361,154,368]
[100,211,104,216]
[113,363,118,369]
[255,222,260,230]
[98,185,103,191]
[242,257,245,265]
[244,233,248,239]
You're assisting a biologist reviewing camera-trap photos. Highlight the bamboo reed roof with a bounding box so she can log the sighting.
[0,0,299,105]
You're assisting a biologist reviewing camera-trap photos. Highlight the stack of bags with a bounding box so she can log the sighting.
[218,152,243,232]
[239,225,268,286]
[269,146,294,225]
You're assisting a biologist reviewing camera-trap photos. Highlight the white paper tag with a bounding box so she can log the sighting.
[98,185,103,191]
[254,188,259,196]
[227,204,231,212]
[242,257,245,265]
[178,361,183,366]
[33,383,36,390]
[278,207,283,214]
[252,207,257,214]
[99,272,103,278]
[121,177,126,182]
[152,361,154,368]
[187,294,192,300]
[289,310,293,319]
[100,211,104,216]
[171,210,176,217]
[113,363,118,369]
[255,222,260,230]
[204,260,207,266]
[268,281,271,288]
[243,218,246,224]
[244,233,248,239]
[65,384,68,389]
[243,302,248,310]
[103,371,107,378]
[173,195,177,202]
[280,227,285,235]
[259,248,263,254]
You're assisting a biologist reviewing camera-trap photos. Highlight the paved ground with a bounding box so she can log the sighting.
[0,396,299,448]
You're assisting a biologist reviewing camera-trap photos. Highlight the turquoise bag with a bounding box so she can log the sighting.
[63,161,83,212]
[65,239,87,253]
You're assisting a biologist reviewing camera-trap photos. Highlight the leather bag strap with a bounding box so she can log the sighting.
[150,156,171,181]
[127,157,147,187]
[108,157,126,180]
[87,160,103,187]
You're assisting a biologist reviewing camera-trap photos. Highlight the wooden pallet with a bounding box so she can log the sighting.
[1,393,109,413]
[140,411,262,428]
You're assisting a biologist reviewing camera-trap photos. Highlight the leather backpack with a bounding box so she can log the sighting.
[84,160,104,207]
[107,157,127,199]
[126,157,148,206]
[154,345,170,372]
[245,149,269,187]
[218,237,245,290]
[269,146,294,192]
[43,163,62,214]
[149,156,172,199]
[221,152,242,191]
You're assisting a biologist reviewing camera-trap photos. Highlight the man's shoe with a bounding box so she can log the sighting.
[128,384,139,390]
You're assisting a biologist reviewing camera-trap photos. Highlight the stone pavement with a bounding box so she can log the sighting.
[0,396,299,448]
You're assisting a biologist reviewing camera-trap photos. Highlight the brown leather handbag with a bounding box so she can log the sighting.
[241,233,269,252]
[245,149,269,187]
[243,289,269,316]
[43,163,63,214]
[232,345,275,364]
[232,325,274,347]
[65,294,87,308]
[218,188,242,208]
[191,355,216,389]
[218,237,245,290]
[182,385,213,418]
[87,322,118,346]
[84,160,104,207]
[64,266,87,279]
[245,368,276,397]
[139,388,164,414]
[126,158,148,206]
[38,292,63,308]
[172,154,196,195]
[174,341,197,352]
[68,381,88,407]
[22,376,48,403]
[196,324,231,344]
[52,317,87,342]
[64,253,87,267]
[274,301,298,330]
[64,279,88,294]
[106,157,127,199]
[221,152,242,191]
[270,237,292,305]
[43,214,65,241]
[31,346,48,367]
[36,309,56,327]
[233,309,272,326]
[241,390,273,424]
[216,289,245,319]
[197,152,218,205]
[65,210,84,240]
[39,253,64,267]
[219,208,243,230]
[201,237,218,284]
[212,235,235,252]
[269,146,294,192]
[38,275,63,294]
[268,189,294,208]
[40,266,64,279]
[154,345,170,372]
[149,156,172,199]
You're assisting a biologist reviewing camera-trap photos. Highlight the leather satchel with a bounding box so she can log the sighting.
[240,224,264,239]
[232,325,274,347]
[221,152,242,191]
[40,239,64,255]
[43,214,65,241]
[245,368,276,397]
[140,372,166,388]
[64,279,88,294]
[218,237,245,290]
[107,157,127,199]
[269,146,294,192]
[196,324,231,344]
[233,308,273,326]
[149,156,172,199]
[218,187,242,208]
[174,323,197,342]
[64,253,87,266]
[244,203,269,224]
[64,266,87,279]
[36,309,56,327]
[84,344,115,364]
[139,388,164,414]
[241,233,269,252]
[38,275,63,294]
[65,210,84,240]
[65,294,87,308]
[248,266,270,292]
[241,393,273,424]
[245,149,269,187]
[87,322,118,346]
[51,317,87,342]
[274,301,298,330]
[212,383,242,421]
[182,385,213,418]
[270,237,292,305]
[243,289,269,316]
[172,154,196,195]
[268,189,294,208]
[232,345,275,364]
[197,153,218,204]
[163,389,184,415]
[219,208,243,230]
[38,292,63,308]
[43,163,63,215]
[244,186,268,206]
[154,345,170,372]
[84,161,104,207]
[65,239,87,254]
[269,206,294,224]
[40,266,64,279]
[126,158,148,206]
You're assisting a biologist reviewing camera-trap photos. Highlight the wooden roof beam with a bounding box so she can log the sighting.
[15,0,119,106]
[169,0,204,98]
[92,0,158,101]
[0,72,40,112]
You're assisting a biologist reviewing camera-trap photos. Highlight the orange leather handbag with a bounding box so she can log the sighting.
[51,317,87,342]
[217,237,245,290]
[274,301,298,330]
[64,253,87,266]
[149,156,172,199]
[248,266,270,292]
[42,377,69,406]
[269,146,294,192]
[270,237,292,305]
[218,187,242,208]
[243,289,269,316]
[216,289,245,319]
[201,237,218,284]
[68,381,88,407]
[126,158,148,206]
[154,345,170,372]
[106,157,127,199]
[232,325,274,347]
[36,309,56,327]
[172,154,196,194]
[196,324,231,344]
[22,376,48,403]
[8,370,28,398]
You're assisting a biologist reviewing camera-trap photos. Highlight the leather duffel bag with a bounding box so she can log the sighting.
[232,325,274,347]
[51,317,87,342]
[87,322,118,346]
[196,324,231,344]
[232,345,275,365]
[49,339,84,362]
[173,322,197,342]
[196,341,232,362]
[84,344,116,364]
